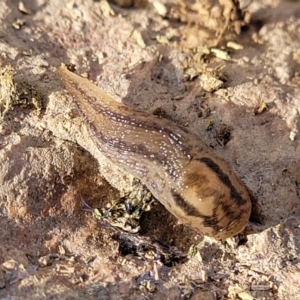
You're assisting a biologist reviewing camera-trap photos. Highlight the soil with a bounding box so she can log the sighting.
[0,0,299,299]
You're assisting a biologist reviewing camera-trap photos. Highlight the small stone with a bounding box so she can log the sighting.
[238,291,254,300]
[153,1,167,17]
[38,255,52,267]
[18,1,32,14]
[146,280,156,293]
[289,130,297,141]
[200,73,224,92]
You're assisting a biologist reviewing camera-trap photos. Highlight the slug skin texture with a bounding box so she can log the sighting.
[57,64,251,239]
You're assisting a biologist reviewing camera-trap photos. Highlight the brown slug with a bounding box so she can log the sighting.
[57,64,251,239]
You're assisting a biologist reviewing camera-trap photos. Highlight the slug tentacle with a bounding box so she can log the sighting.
[57,64,251,239]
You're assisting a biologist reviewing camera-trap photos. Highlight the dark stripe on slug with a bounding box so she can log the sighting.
[201,206,222,234]
[75,94,196,164]
[172,193,221,233]
[198,157,246,206]
[171,189,202,217]
[90,121,149,155]
[221,202,235,218]
[202,215,220,228]
[87,99,192,151]
[79,106,190,180]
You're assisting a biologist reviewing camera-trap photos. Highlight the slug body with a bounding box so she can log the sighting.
[57,65,251,239]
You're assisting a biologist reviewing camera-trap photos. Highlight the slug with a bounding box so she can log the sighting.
[57,64,252,239]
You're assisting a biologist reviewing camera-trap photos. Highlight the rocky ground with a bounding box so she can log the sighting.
[0,0,299,299]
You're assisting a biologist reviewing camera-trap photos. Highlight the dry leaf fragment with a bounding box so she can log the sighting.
[133,30,146,48]
[99,0,115,17]
[227,41,244,50]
